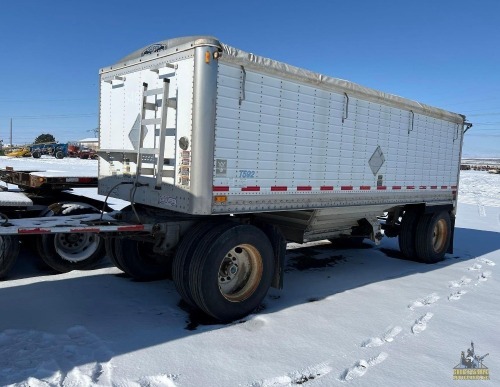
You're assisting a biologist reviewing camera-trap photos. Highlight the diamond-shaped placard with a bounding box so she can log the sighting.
[369,146,385,176]
[128,114,147,150]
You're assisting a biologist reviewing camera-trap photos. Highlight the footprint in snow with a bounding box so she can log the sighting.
[408,293,439,310]
[340,352,388,381]
[448,277,472,288]
[478,258,496,266]
[241,316,267,332]
[411,313,433,334]
[448,290,468,301]
[361,326,402,348]
[468,263,482,271]
[0,326,113,387]
[250,362,332,386]
[478,271,492,282]
[138,374,179,387]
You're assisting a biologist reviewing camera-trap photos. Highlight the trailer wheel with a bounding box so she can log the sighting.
[187,224,274,322]
[113,238,170,281]
[415,211,451,263]
[104,237,125,272]
[55,151,64,159]
[32,150,41,159]
[398,209,420,259]
[37,202,105,273]
[173,221,232,307]
[0,236,20,279]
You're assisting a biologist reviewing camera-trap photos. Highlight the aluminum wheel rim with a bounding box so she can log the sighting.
[432,219,448,253]
[54,233,99,262]
[218,244,263,302]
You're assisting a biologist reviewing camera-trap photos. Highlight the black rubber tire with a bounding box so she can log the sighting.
[172,221,231,307]
[414,211,451,263]
[104,237,125,272]
[32,150,41,159]
[0,236,20,279]
[37,202,105,273]
[398,210,420,259]
[187,224,275,322]
[113,237,170,281]
[55,151,64,159]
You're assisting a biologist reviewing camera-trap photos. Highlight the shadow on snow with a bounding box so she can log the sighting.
[0,226,498,385]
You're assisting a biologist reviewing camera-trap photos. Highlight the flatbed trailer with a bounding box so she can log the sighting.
[0,167,98,191]
[0,167,142,278]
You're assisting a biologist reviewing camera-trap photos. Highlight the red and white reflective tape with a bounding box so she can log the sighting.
[212,185,457,193]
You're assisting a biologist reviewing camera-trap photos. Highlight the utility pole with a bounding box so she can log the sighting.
[10,118,13,147]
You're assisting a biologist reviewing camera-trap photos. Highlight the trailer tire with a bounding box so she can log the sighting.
[187,224,274,322]
[0,236,20,279]
[37,202,105,273]
[55,151,64,159]
[32,150,41,159]
[398,209,420,259]
[113,238,170,281]
[173,221,232,307]
[414,211,451,263]
[105,237,125,272]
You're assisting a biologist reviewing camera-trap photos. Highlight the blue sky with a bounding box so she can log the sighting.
[0,0,498,157]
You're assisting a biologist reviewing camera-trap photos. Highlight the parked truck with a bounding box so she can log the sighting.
[1,36,471,322]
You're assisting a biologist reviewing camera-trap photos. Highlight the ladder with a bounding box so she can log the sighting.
[136,69,177,189]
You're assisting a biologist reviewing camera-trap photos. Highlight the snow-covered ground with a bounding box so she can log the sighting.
[0,158,498,386]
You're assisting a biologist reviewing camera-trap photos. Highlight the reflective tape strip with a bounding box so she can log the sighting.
[213,186,230,192]
[241,186,260,192]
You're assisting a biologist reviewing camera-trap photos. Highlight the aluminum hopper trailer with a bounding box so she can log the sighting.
[97,36,468,321]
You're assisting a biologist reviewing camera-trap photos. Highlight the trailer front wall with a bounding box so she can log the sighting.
[98,55,199,213]
[212,61,461,214]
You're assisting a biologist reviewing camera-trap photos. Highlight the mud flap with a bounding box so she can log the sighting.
[447,215,455,254]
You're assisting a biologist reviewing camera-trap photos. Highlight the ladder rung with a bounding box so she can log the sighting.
[144,88,163,96]
[157,98,177,109]
[142,118,162,126]
[139,148,159,155]
[154,128,176,136]
[143,102,157,111]
[140,168,175,178]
